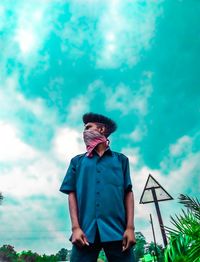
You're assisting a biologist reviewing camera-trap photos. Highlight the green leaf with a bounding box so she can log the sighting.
[164,194,200,262]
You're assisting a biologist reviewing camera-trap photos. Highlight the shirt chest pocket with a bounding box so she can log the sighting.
[102,165,124,187]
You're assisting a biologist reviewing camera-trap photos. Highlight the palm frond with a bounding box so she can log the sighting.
[164,194,200,262]
[188,242,200,262]
[179,194,200,220]
[164,234,189,262]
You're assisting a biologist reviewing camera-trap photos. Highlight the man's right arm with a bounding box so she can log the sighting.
[68,192,89,247]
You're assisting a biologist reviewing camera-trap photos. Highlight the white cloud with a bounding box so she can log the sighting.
[88,79,106,93]
[0,157,62,198]
[0,122,37,162]
[66,76,153,118]
[0,122,64,198]
[0,120,84,253]
[0,72,86,197]
[130,126,146,142]
[96,1,163,68]
[0,1,65,78]
[163,152,200,196]
[14,1,53,57]
[0,197,71,254]
[55,1,163,69]
[160,133,199,173]
[0,69,86,252]
[0,128,67,253]
[121,147,140,166]
[122,142,200,245]
[67,95,90,123]
[105,80,153,115]
[53,126,85,163]
[0,74,58,130]
[15,28,37,54]
[170,135,192,156]
[0,83,85,252]
[106,83,131,114]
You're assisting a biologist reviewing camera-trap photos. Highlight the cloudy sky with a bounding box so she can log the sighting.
[0,0,199,255]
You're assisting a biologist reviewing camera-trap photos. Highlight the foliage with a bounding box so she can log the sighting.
[36,254,58,262]
[0,245,18,262]
[0,246,61,262]
[164,194,200,262]
[56,248,68,261]
[97,249,107,262]
[141,253,156,262]
[18,250,59,262]
[146,242,164,261]
[18,250,40,262]
[134,232,147,261]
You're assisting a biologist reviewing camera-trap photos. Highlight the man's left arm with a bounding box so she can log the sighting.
[122,191,136,251]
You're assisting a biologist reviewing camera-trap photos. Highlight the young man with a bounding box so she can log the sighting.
[60,113,136,262]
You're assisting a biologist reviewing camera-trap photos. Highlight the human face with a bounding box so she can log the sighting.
[84,122,99,132]
[84,122,105,135]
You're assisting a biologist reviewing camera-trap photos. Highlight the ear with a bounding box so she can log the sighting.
[100,125,106,134]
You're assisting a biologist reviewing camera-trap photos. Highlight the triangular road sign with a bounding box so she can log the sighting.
[140,174,173,204]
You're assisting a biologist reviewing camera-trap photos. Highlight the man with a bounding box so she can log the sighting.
[60,113,136,262]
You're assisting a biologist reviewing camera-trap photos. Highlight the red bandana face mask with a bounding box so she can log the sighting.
[83,130,109,157]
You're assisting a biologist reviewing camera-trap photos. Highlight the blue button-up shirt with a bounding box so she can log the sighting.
[60,148,132,243]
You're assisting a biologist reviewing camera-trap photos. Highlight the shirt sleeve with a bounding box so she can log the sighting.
[59,157,76,194]
[122,156,132,193]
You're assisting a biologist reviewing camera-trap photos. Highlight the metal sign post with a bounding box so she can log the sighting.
[151,188,168,246]
[140,174,173,247]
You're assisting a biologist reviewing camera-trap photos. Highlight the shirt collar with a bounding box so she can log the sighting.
[91,146,113,157]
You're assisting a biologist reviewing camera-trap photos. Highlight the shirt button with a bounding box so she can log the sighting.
[97,181,100,183]
[97,192,100,195]
[97,170,101,173]
[96,203,100,207]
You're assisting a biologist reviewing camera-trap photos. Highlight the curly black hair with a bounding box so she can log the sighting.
[82,112,117,137]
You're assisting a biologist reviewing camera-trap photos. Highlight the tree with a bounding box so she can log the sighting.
[164,194,200,262]
[146,242,164,261]
[0,245,18,262]
[134,232,147,261]
[36,254,58,261]
[18,250,39,262]
[56,248,68,261]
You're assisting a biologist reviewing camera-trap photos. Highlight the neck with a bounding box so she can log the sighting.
[96,142,107,157]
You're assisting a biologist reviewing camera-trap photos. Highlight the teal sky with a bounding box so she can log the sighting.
[0,0,200,255]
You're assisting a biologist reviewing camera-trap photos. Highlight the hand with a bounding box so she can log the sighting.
[71,227,89,247]
[122,228,136,252]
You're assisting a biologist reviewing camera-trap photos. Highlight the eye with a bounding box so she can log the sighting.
[85,125,91,130]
